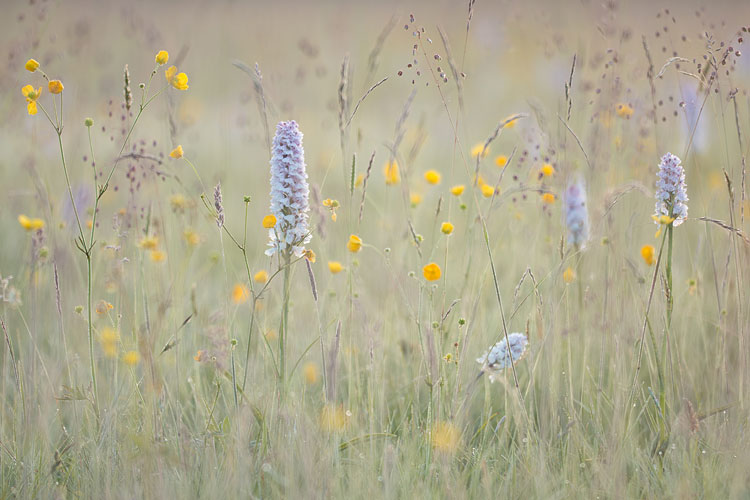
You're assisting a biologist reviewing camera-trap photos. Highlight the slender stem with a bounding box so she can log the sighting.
[666,224,674,329]
[279,252,292,397]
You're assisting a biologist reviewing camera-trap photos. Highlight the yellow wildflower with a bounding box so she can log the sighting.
[254,270,269,283]
[425,170,441,185]
[304,249,316,263]
[184,229,201,246]
[21,84,41,115]
[347,234,362,253]
[99,327,119,358]
[450,184,465,196]
[410,193,423,206]
[95,300,114,315]
[495,155,508,168]
[48,80,64,94]
[441,222,454,235]
[262,214,277,228]
[18,215,44,231]
[542,193,555,204]
[423,262,442,281]
[616,103,634,118]
[481,184,495,198]
[138,235,158,250]
[319,404,348,432]
[150,250,166,262]
[430,421,461,454]
[25,59,39,72]
[354,173,364,188]
[384,161,400,185]
[641,244,655,266]
[122,350,140,367]
[169,145,184,159]
[155,50,169,65]
[328,261,343,274]
[471,143,489,158]
[232,283,250,304]
[165,66,189,90]
[303,362,319,385]
[541,164,555,177]
[563,266,575,284]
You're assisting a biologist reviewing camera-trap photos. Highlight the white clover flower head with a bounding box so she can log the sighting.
[266,120,311,258]
[476,332,529,383]
[654,152,688,227]
[564,176,589,248]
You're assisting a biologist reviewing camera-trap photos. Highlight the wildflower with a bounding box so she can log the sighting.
[563,266,575,283]
[654,152,688,227]
[384,161,400,185]
[542,193,555,204]
[424,170,441,185]
[495,155,508,168]
[95,300,113,314]
[423,262,441,281]
[450,185,465,196]
[165,66,189,90]
[430,421,461,454]
[194,350,206,362]
[410,193,423,206]
[262,214,277,228]
[170,193,188,211]
[266,121,311,258]
[232,284,250,304]
[150,250,166,262]
[138,235,158,250]
[471,143,489,158]
[304,249,316,263]
[319,404,348,432]
[169,145,184,159]
[21,85,41,115]
[616,103,634,118]
[480,184,495,198]
[476,332,529,382]
[328,261,343,274]
[122,350,140,367]
[183,229,201,246]
[99,327,119,358]
[17,215,44,231]
[25,59,39,72]
[303,362,319,385]
[347,234,362,253]
[155,50,169,65]
[48,80,64,94]
[254,270,269,283]
[564,177,589,248]
[541,164,555,177]
[84,117,94,127]
[321,198,339,221]
[441,222,454,235]
[641,244,655,266]
[354,173,364,188]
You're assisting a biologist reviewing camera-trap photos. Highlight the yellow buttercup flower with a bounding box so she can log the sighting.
[303,362,319,385]
[441,222,454,235]
[18,215,44,231]
[541,164,555,177]
[384,161,400,185]
[150,250,166,262]
[122,350,140,367]
[304,249,316,263]
[424,170,441,185]
[165,66,189,90]
[354,173,364,188]
[138,235,158,250]
[21,84,41,115]
[155,50,169,65]
[99,327,119,359]
[495,155,508,168]
[480,184,495,198]
[232,283,250,304]
[328,261,343,274]
[542,193,555,204]
[347,234,362,253]
[25,59,40,72]
[319,404,348,432]
[641,244,655,266]
[410,193,423,206]
[169,145,184,159]
[184,228,201,246]
[423,262,441,281]
[254,270,269,283]
[262,214,277,228]
[48,80,64,94]
[563,266,575,284]
[450,184,465,196]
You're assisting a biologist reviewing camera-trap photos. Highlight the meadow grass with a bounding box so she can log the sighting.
[2,0,750,498]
